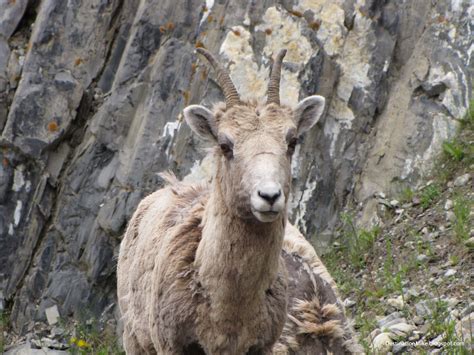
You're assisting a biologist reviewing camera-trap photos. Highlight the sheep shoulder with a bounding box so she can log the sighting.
[117,177,209,353]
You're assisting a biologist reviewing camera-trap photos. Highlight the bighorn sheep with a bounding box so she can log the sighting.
[117,48,361,354]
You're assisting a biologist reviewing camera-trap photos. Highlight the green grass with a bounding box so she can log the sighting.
[460,99,474,130]
[354,313,377,353]
[66,317,124,355]
[427,299,450,338]
[322,100,474,355]
[382,235,394,284]
[399,187,414,204]
[323,218,472,354]
[0,310,5,354]
[382,235,418,297]
[420,184,441,209]
[442,141,465,161]
[425,299,471,354]
[413,231,434,258]
[449,254,460,266]
[453,195,472,241]
[433,99,474,184]
[323,251,358,296]
[339,213,380,270]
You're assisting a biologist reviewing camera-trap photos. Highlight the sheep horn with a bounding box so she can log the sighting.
[266,49,287,105]
[196,48,241,109]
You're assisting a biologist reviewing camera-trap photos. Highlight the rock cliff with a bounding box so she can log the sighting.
[0,0,471,334]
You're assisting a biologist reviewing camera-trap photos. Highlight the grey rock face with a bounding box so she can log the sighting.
[0,0,28,39]
[0,0,28,129]
[5,343,68,355]
[355,1,472,224]
[0,0,471,335]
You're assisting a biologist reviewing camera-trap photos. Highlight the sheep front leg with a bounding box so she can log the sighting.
[123,326,157,355]
[122,330,142,355]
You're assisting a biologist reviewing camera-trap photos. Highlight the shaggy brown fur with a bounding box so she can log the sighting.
[274,227,363,354]
[118,177,288,354]
[118,49,361,354]
[118,178,361,354]
[117,179,208,353]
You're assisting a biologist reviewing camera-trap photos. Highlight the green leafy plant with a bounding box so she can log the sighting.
[354,313,377,353]
[449,254,460,266]
[340,213,380,269]
[413,231,434,257]
[432,99,473,184]
[0,310,6,354]
[442,141,464,161]
[427,299,450,337]
[425,298,470,354]
[453,195,471,241]
[66,317,124,355]
[399,187,414,204]
[383,236,393,280]
[460,99,474,129]
[420,184,441,209]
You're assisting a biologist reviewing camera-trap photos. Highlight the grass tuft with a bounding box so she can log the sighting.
[340,213,380,270]
[420,184,441,209]
[399,187,414,204]
[460,99,474,129]
[66,317,124,355]
[452,195,472,241]
[0,310,8,354]
[322,98,474,354]
[442,141,465,161]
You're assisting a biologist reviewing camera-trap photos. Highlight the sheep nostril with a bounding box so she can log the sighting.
[258,189,282,205]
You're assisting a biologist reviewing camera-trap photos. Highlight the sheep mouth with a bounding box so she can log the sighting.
[260,210,279,215]
[252,209,281,222]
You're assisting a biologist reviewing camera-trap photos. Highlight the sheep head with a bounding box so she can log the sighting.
[184,48,325,223]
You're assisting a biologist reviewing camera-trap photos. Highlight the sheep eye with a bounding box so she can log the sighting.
[220,143,233,159]
[220,143,231,153]
[287,138,297,154]
[218,133,234,159]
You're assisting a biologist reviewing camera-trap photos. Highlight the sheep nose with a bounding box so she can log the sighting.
[258,184,282,205]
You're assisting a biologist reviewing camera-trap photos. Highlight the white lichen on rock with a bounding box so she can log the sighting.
[259,7,314,106]
[220,25,269,103]
[162,120,181,139]
[12,165,25,192]
[329,6,373,128]
[323,116,341,158]
[294,0,347,57]
[435,67,468,119]
[161,120,181,159]
[417,113,458,175]
[291,179,318,232]
[14,200,22,227]
[200,0,215,26]
[258,7,313,64]
[220,6,315,107]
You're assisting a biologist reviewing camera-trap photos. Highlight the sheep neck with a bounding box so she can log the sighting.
[195,182,286,311]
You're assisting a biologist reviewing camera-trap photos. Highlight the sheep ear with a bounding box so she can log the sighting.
[294,95,325,136]
[183,105,217,142]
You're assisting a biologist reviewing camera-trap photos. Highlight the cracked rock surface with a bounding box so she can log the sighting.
[0,0,472,335]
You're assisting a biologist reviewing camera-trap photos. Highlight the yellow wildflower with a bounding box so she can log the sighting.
[76,339,90,348]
